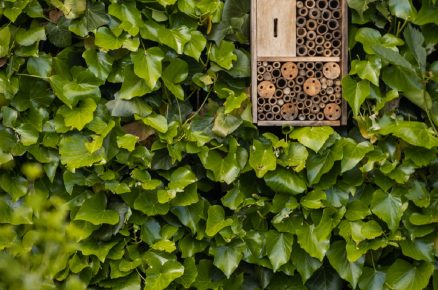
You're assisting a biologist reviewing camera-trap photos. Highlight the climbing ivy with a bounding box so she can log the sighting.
[0,0,437,289]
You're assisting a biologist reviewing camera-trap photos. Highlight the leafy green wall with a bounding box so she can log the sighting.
[0,0,437,289]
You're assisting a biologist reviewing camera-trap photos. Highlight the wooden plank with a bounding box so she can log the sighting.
[341,0,348,126]
[256,0,296,57]
[251,0,258,123]
[258,120,341,126]
[257,56,341,62]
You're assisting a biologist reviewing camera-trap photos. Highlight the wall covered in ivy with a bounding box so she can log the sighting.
[0,0,437,289]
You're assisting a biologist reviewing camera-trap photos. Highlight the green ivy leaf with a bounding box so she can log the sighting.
[210,40,237,70]
[340,139,373,173]
[264,167,307,195]
[145,260,184,290]
[75,192,120,225]
[131,47,164,89]
[212,244,243,278]
[205,205,233,237]
[184,31,207,61]
[388,0,416,20]
[385,259,434,290]
[249,140,276,178]
[265,231,293,272]
[289,127,334,153]
[15,27,46,46]
[291,244,322,283]
[57,98,97,131]
[327,240,365,288]
[109,2,143,36]
[350,56,382,86]
[371,189,406,231]
[342,76,371,116]
[82,49,114,81]
[296,224,330,261]
[377,121,438,149]
[358,267,386,290]
[59,135,106,171]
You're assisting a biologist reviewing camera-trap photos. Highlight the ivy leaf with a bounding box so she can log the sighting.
[372,44,413,70]
[386,260,434,290]
[355,28,382,54]
[377,121,438,149]
[184,31,207,61]
[116,134,139,152]
[342,76,370,116]
[95,27,123,50]
[143,113,168,133]
[358,267,386,290]
[210,40,237,70]
[348,0,377,19]
[291,244,322,283]
[0,27,11,58]
[265,231,293,272]
[117,68,154,100]
[350,56,382,86]
[15,27,46,46]
[205,205,233,237]
[57,98,97,131]
[108,2,143,36]
[307,147,343,186]
[131,47,164,90]
[212,110,243,137]
[141,21,191,54]
[340,139,373,173]
[145,260,184,290]
[327,241,365,288]
[264,167,307,195]
[75,192,120,225]
[371,189,405,231]
[249,140,277,178]
[212,244,243,279]
[83,49,114,81]
[289,127,334,153]
[162,58,188,100]
[0,174,28,202]
[59,135,106,171]
[296,225,330,261]
[69,2,109,37]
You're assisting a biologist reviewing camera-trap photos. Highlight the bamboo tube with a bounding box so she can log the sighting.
[308,49,316,56]
[297,102,305,110]
[266,65,273,72]
[297,16,307,27]
[321,95,329,103]
[306,70,315,78]
[290,91,296,98]
[305,99,312,108]
[335,98,342,105]
[299,114,306,121]
[319,102,326,109]
[315,62,324,70]
[258,113,266,121]
[329,0,340,9]
[257,98,266,106]
[297,37,305,46]
[333,10,341,19]
[323,49,332,57]
[321,9,331,21]
[306,19,317,30]
[311,105,320,114]
[273,62,281,69]
[335,86,341,93]
[296,76,306,85]
[275,89,284,98]
[306,62,315,70]
[283,87,291,95]
[315,35,325,45]
[293,85,302,92]
[326,87,334,95]
[283,95,291,103]
[257,75,264,81]
[278,99,285,106]
[297,1,304,8]
[297,27,307,38]
[335,80,341,86]
[297,92,307,101]
[263,72,272,81]
[299,69,307,76]
[272,105,281,114]
[332,39,342,48]
[324,41,332,49]
[312,95,321,104]
[325,33,333,41]
[266,112,275,121]
[307,31,317,40]
[327,79,334,86]
[298,62,306,70]
[303,108,310,115]
[308,113,317,121]
[288,80,296,87]
[297,46,308,56]
[328,20,340,30]
[317,0,328,9]
[258,66,266,74]
[320,88,327,94]
[315,45,324,55]
[309,8,321,19]
[305,0,316,8]
[299,7,309,17]
[264,103,272,111]
[262,61,268,66]
[272,69,282,78]
[315,71,323,79]
[269,97,277,105]
[317,24,328,35]
[329,94,336,102]
[257,106,264,113]
[317,112,325,120]
[275,114,282,121]
[333,31,341,39]
[277,78,287,89]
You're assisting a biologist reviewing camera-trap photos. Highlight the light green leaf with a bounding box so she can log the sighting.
[0,174,28,201]
[143,113,168,133]
[377,121,438,149]
[307,147,343,185]
[59,134,106,171]
[145,260,184,290]
[296,224,329,261]
[0,26,11,58]
[342,76,370,116]
[358,267,386,290]
[340,139,373,173]
[264,167,307,195]
[399,239,434,262]
[184,31,207,61]
[117,134,139,152]
[27,55,52,78]
[249,140,277,178]
[95,27,123,50]
[212,110,243,137]
[372,44,413,70]
[108,2,143,36]
[210,40,237,70]
[83,49,114,81]
[403,25,427,71]
[289,127,334,153]
[205,205,233,237]
[386,260,434,290]
[131,47,164,89]
[75,192,120,225]
[57,98,97,131]
[327,241,365,288]
[355,28,381,54]
[371,189,405,231]
[351,56,382,86]
[265,231,294,272]
[15,27,46,46]
[291,244,322,283]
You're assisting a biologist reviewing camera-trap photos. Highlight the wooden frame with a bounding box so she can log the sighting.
[251,0,348,126]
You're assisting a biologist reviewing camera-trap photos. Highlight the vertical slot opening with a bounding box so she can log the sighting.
[274,18,278,38]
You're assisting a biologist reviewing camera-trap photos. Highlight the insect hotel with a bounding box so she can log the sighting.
[251,0,347,126]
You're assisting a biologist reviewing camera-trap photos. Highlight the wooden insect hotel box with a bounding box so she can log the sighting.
[251,0,347,126]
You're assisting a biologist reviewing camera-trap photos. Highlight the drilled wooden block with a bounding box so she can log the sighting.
[251,0,348,126]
